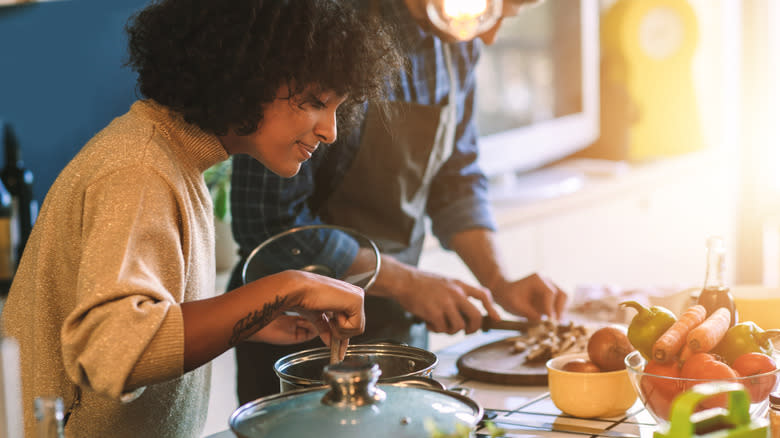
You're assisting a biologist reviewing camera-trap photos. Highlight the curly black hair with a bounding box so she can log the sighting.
[125,0,404,136]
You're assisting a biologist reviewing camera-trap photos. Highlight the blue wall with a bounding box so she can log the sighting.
[0,0,151,202]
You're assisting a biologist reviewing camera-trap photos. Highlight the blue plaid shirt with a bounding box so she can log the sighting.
[230,0,496,271]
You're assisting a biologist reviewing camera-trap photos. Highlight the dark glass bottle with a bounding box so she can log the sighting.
[696,235,738,327]
[1,121,37,264]
[0,177,13,295]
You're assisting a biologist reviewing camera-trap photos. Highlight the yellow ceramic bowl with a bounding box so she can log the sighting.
[546,352,637,418]
[731,285,780,330]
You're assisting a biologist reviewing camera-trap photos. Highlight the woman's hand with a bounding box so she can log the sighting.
[181,270,365,372]
[246,313,323,344]
[286,271,366,338]
[245,309,351,365]
[249,272,366,345]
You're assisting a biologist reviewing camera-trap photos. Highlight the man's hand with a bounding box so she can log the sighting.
[491,273,567,321]
[374,257,501,334]
[448,228,567,322]
[399,271,501,334]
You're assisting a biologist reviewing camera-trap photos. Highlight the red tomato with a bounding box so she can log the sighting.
[641,386,676,421]
[680,353,739,410]
[643,360,682,395]
[731,352,778,403]
[641,360,683,420]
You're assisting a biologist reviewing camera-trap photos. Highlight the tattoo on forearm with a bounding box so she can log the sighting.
[229,295,289,346]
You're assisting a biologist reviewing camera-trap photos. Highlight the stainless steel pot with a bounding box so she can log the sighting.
[230,359,482,438]
[274,343,438,392]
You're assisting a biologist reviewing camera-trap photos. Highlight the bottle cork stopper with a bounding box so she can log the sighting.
[771,391,780,407]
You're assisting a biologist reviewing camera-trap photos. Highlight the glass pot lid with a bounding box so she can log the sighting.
[242,224,381,291]
[229,359,482,438]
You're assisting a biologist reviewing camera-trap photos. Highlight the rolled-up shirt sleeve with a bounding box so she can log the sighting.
[427,42,497,249]
[61,167,186,401]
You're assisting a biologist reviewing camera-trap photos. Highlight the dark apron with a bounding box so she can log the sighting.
[320,43,459,349]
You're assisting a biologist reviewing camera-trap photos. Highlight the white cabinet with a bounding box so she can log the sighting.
[419,152,738,293]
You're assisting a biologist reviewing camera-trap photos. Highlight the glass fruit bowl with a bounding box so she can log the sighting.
[242,224,380,290]
[624,350,780,427]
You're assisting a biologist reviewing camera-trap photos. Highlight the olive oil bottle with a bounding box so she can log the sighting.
[1,122,37,264]
[696,235,738,327]
[0,177,13,296]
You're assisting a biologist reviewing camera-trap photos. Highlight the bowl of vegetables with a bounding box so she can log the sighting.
[621,300,780,427]
[625,350,779,426]
[546,326,638,418]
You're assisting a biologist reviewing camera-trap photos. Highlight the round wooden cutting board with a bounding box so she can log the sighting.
[456,321,617,385]
[456,336,550,385]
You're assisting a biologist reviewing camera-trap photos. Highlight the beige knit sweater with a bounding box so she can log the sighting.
[2,100,229,437]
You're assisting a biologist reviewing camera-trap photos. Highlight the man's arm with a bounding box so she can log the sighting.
[449,228,567,321]
[425,42,496,245]
[352,41,504,334]
[425,42,567,321]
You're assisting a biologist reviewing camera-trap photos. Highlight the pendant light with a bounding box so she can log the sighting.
[425,0,503,41]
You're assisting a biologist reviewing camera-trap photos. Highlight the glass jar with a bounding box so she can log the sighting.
[34,396,64,438]
[696,235,738,327]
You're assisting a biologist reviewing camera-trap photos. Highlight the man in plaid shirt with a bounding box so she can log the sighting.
[227,0,566,403]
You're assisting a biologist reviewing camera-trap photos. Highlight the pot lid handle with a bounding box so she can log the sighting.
[321,359,386,407]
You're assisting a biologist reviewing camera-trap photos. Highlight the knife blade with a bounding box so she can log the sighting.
[481,315,534,332]
[490,417,638,437]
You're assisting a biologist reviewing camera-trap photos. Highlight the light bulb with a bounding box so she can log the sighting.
[443,0,489,18]
[425,0,503,41]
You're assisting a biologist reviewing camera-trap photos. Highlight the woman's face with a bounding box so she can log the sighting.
[219,85,347,178]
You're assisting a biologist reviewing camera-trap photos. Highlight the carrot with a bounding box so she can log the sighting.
[679,344,694,363]
[652,304,707,363]
[686,307,731,354]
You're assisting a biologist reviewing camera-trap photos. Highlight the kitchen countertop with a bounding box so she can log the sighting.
[205,329,658,438]
[431,329,657,438]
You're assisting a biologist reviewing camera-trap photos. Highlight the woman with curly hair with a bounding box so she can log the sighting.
[1,0,403,437]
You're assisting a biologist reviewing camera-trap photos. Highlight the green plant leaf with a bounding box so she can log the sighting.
[213,184,228,221]
[204,159,232,220]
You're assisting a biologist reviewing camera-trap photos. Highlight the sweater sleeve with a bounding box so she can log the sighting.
[61,166,187,401]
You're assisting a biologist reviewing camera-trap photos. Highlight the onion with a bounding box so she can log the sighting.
[561,358,602,373]
[587,327,634,372]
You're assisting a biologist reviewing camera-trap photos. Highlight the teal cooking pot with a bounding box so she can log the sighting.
[229,359,482,437]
